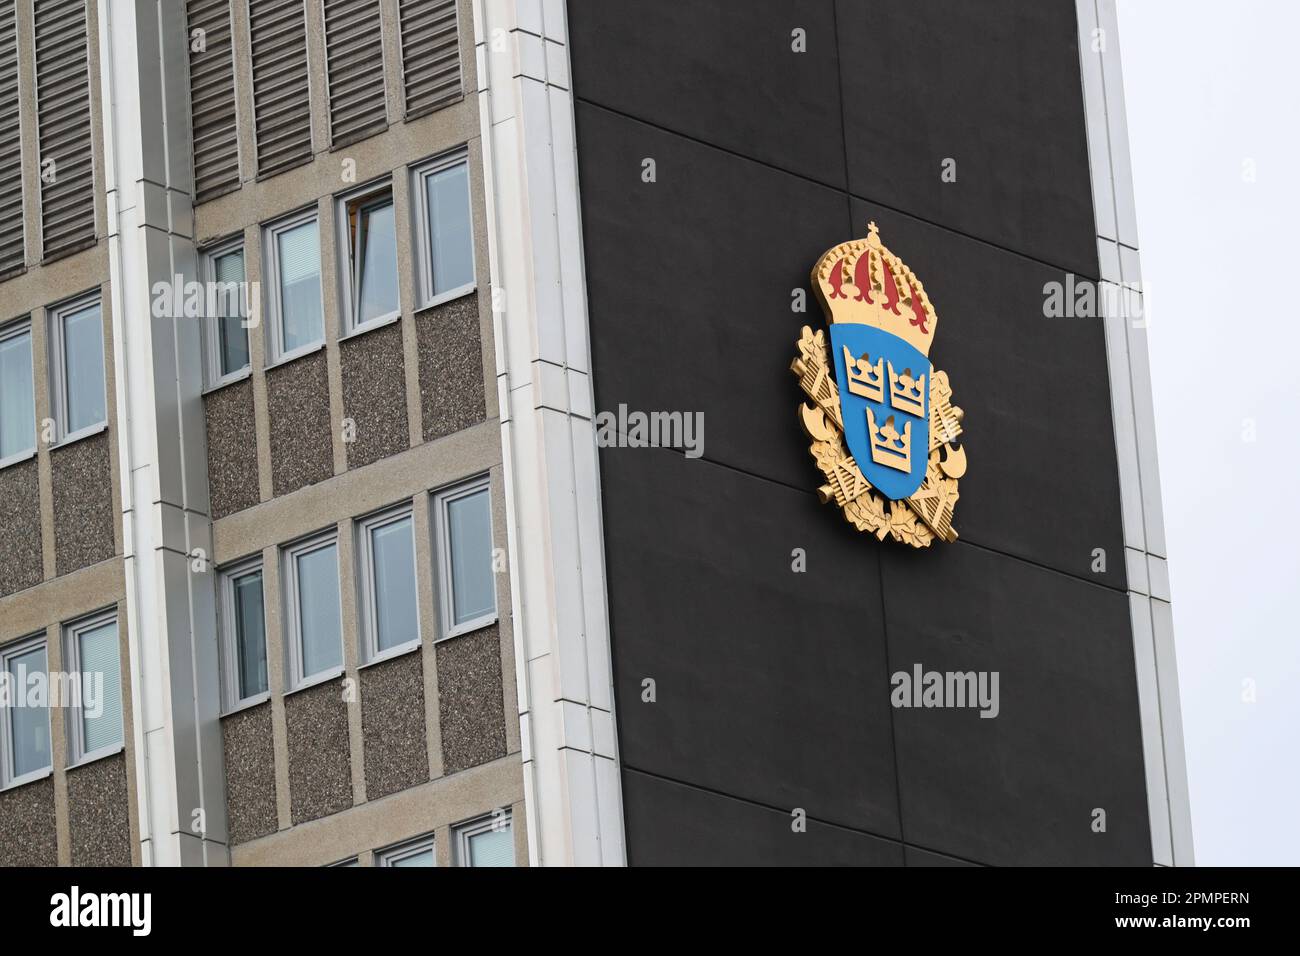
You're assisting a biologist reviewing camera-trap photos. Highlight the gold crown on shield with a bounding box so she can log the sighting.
[811,222,938,358]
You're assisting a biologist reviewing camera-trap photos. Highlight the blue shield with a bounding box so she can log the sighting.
[830,324,930,500]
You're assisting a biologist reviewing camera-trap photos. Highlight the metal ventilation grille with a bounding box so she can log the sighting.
[187,0,241,202]
[323,0,386,147]
[34,0,95,261]
[398,0,460,119]
[0,0,23,279]
[249,0,312,177]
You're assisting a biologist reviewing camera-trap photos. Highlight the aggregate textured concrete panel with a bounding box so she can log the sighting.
[221,702,279,845]
[600,448,900,838]
[880,542,1151,865]
[66,752,132,866]
[360,649,430,799]
[417,295,486,443]
[51,431,115,575]
[204,378,261,518]
[285,677,354,824]
[622,769,904,866]
[341,323,410,468]
[436,625,507,775]
[836,0,1100,278]
[848,198,1126,589]
[575,103,849,490]
[267,350,334,497]
[0,458,43,596]
[0,776,58,866]
[568,0,846,188]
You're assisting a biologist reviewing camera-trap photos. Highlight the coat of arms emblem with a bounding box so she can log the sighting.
[792,223,967,547]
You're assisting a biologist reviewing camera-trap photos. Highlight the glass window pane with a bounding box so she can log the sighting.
[389,847,434,867]
[296,544,342,678]
[233,570,267,699]
[61,303,106,433]
[276,220,323,353]
[467,822,514,867]
[371,517,418,651]
[214,249,249,376]
[352,198,398,323]
[6,645,50,778]
[425,162,473,296]
[0,329,35,459]
[77,621,122,755]
[447,489,494,626]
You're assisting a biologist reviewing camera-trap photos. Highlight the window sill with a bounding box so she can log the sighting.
[220,690,271,718]
[51,421,108,451]
[284,665,345,698]
[417,283,477,313]
[437,614,499,644]
[0,448,37,472]
[203,367,252,396]
[0,766,52,793]
[66,743,124,772]
[358,640,422,671]
[266,340,325,372]
[341,311,402,342]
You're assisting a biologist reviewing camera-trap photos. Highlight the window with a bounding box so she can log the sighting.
[377,834,435,867]
[203,240,250,385]
[64,611,122,765]
[339,185,400,332]
[454,811,514,867]
[219,559,268,709]
[49,294,106,441]
[0,319,35,463]
[283,532,343,688]
[412,151,474,307]
[357,504,420,662]
[1,635,51,788]
[433,476,496,639]
[265,210,323,361]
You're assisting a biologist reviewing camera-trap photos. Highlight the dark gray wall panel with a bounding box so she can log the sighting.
[204,378,261,518]
[836,0,1099,278]
[267,349,333,497]
[67,752,131,866]
[568,0,845,188]
[51,431,114,575]
[341,323,410,469]
[622,769,904,866]
[601,448,900,839]
[576,103,849,490]
[905,845,980,867]
[285,678,353,824]
[360,649,429,799]
[221,702,278,845]
[0,776,57,866]
[881,542,1150,866]
[0,458,43,596]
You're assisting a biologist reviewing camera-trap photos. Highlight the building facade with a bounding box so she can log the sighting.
[0,0,1191,867]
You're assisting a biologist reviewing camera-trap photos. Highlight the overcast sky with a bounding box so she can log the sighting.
[1116,0,1300,865]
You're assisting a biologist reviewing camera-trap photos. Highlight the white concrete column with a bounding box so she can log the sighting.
[472,0,626,865]
[97,0,228,866]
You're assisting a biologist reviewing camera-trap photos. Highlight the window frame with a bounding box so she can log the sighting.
[63,609,123,767]
[218,556,270,713]
[0,634,52,790]
[47,291,107,444]
[263,207,325,365]
[0,317,37,468]
[201,235,252,389]
[376,833,436,867]
[453,809,514,867]
[411,148,476,309]
[432,474,498,641]
[336,179,401,336]
[356,502,421,665]
[282,529,345,692]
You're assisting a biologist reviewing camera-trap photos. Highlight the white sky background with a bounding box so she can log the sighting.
[1116,0,1300,865]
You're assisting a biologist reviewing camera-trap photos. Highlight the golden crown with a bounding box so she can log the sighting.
[811,222,938,357]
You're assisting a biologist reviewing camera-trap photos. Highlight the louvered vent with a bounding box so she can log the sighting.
[398,0,460,119]
[0,0,23,279]
[187,0,240,201]
[323,0,386,147]
[34,0,95,261]
[249,0,312,177]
